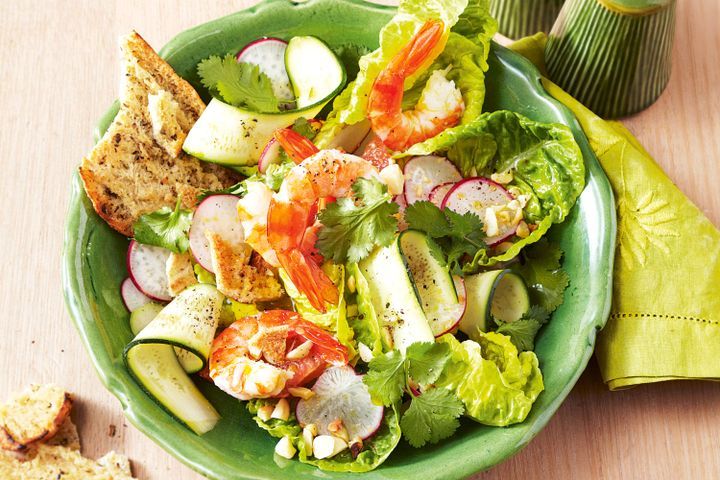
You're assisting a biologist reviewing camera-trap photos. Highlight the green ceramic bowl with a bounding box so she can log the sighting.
[63,0,616,478]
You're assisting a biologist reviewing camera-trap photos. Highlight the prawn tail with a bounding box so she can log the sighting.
[279,250,339,313]
[295,319,349,366]
[390,19,446,78]
[274,128,319,164]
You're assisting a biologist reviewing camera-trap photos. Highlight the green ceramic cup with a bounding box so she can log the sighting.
[545,0,676,118]
[490,0,565,39]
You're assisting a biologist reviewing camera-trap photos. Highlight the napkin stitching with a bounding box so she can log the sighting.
[611,313,719,326]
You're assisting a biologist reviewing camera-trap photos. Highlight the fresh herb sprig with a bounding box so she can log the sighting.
[494,305,550,351]
[363,342,464,448]
[316,178,399,264]
[404,201,486,274]
[197,54,279,112]
[133,198,192,253]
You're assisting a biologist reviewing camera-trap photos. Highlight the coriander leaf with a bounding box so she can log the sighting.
[197,55,279,112]
[316,178,399,264]
[403,201,451,238]
[363,349,406,406]
[405,342,451,386]
[198,162,294,201]
[400,388,464,447]
[495,306,550,351]
[510,239,569,312]
[405,201,486,273]
[133,198,192,253]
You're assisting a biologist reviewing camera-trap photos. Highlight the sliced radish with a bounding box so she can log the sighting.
[429,182,455,208]
[237,37,294,103]
[442,177,517,245]
[403,155,462,205]
[258,137,282,173]
[354,131,376,156]
[189,195,245,272]
[433,276,466,337]
[126,241,172,302]
[327,120,371,153]
[296,365,383,440]
[394,194,408,231]
[121,277,154,312]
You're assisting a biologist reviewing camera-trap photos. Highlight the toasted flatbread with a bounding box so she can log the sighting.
[0,445,134,480]
[166,251,198,296]
[79,31,238,236]
[207,232,284,303]
[0,384,72,452]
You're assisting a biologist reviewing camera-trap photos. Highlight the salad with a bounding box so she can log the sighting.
[109,0,585,473]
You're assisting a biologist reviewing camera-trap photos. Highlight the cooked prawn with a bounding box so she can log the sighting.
[267,132,380,312]
[209,310,348,400]
[366,19,464,152]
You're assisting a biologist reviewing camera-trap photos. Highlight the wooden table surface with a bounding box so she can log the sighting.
[1,1,718,479]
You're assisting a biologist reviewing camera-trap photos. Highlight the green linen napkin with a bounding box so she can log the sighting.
[510,33,720,390]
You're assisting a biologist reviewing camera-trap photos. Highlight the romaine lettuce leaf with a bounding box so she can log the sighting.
[435,333,544,426]
[404,110,585,268]
[316,0,496,151]
[247,400,401,473]
[279,264,357,360]
[299,405,401,472]
[338,0,469,127]
[347,263,387,356]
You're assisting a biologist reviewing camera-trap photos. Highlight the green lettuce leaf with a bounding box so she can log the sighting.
[279,264,357,360]
[404,110,585,269]
[247,399,302,438]
[347,263,387,356]
[248,400,401,473]
[300,405,401,472]
[510,239,570,312]
[338,0,469,127]
[316,0,495,150]
[435,333,544,426]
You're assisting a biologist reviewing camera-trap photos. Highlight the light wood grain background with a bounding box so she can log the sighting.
[0,1,718,479]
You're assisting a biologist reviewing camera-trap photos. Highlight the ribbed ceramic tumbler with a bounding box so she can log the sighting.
[545,0,676,118]
[490,0,565,39]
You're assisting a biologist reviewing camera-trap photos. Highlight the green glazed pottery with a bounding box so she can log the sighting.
[490,0,565,39]
[546,0,676,118]
[63,0,616,478]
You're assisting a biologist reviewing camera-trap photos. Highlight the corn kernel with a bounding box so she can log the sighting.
[286,340,313,360]
[271,398,290,421]
[275,436,297,459]
[288,387,315,400]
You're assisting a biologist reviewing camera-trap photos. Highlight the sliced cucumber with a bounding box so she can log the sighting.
[184,37,345,167]
[125,344,220,435]
[183,98,311,166]
[459,270,530,339]
[398,230,463,336]
[129,302,164,335]
[358,237,434,352]
[124,284,224,435]
[285,36,346,109]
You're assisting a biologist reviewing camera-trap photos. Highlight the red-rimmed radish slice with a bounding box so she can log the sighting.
[236,37,294,102]
[429,182,455,208]
[121,277,154,312]
[354,131,376,156]
[403,155,462,205]
[258,138,282,173]
[327,120,371,153]
[189,195,245,272]
[442,177,517,245]
[295,365,384,440]
[432,275,467,337]
[126,241,172,302]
